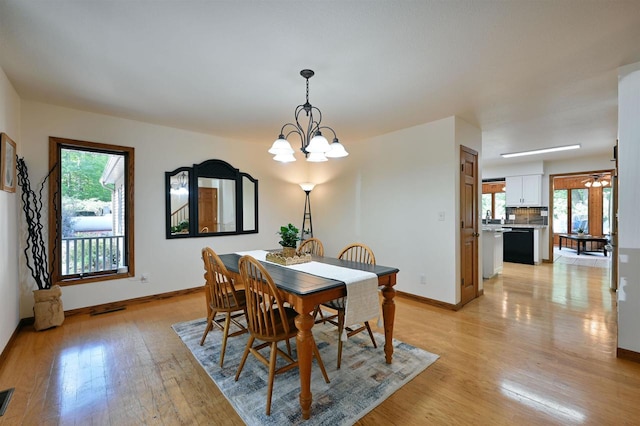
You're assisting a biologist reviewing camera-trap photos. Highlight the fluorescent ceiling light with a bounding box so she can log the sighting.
[501,144,581,158]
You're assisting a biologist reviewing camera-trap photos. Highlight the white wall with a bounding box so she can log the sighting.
[482,161,545,179]
[617,61,640,353]
[309,116,481,306]
[18,101,307,316]
[0,66,21,353]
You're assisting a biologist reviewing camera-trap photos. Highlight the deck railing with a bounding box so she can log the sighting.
[61,235,125,275]
[171,203,189,228]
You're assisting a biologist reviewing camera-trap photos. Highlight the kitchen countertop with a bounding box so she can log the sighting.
[482,224,547,231]
[482,227,507,232]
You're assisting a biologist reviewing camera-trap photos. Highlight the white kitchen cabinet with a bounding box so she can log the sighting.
[482,229,504,278]
[505,175,541,206]
[533,228,540,264]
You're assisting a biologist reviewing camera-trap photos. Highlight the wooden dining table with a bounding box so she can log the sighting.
[218,252,399,420]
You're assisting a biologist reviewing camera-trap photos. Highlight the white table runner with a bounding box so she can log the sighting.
[236,250,380,340]
[236,250,269,261]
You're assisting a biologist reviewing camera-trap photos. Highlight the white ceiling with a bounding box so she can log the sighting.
[1,1,639,166]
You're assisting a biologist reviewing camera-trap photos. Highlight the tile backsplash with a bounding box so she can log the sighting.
[504,206,549,225]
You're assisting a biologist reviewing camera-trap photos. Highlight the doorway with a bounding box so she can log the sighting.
[549,169,614,266]
[198,187,218,233]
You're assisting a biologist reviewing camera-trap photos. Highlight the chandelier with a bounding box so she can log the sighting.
[268,69,348,162]
[170,171,188,194]
[584,174,610,188]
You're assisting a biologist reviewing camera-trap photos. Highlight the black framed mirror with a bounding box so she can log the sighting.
[165,159,258,238]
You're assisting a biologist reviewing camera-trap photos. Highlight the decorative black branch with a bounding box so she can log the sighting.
[16,157,56,290]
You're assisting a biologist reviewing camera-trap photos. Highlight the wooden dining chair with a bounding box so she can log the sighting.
[336,242,376,265]
[296,237,325,256]
[235,255,330,416]
[321,242,378,369]
[199,247,248,367]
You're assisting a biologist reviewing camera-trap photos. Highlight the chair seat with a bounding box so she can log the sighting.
[211,289,246,312]
[322,297,346,310]
[253,307,298,342]
[234,289,246,306]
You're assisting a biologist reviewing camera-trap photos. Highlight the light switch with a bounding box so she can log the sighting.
[438,211,445,221]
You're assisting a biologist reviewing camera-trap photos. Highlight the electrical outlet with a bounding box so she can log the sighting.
[420,274,427,285]
[141,273,150,283]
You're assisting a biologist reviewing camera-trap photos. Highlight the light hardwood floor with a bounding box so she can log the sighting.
[1,260,639,425]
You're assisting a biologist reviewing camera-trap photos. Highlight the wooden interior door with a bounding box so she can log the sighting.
[460,146,479,306]
[198,187,218,233]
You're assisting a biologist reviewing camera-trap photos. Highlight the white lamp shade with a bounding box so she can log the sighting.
[325,141,349,158]
[273,152,296,163]
[268,137,294,155]
[305,133,331,153]
[306,152,328,162]
[299,182,316,192]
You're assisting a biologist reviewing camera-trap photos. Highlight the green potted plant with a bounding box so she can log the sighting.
[576,227,585,235]
[277,223,300,257]
[171,220,189,234]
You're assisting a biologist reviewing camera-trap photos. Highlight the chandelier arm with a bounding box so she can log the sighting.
[308,108,323,138]
[280,122,301,136]
[310,106,323,128]
[298,106,325,153]
[293,107,306,130]
[283,127,303,142]
[305,110,316,152]
[317,126,338,140]
[294,105,314,152]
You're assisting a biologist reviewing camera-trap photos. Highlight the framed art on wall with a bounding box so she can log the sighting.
[1,133,17,193]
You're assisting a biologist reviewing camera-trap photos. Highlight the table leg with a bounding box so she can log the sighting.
[294,313,314,420]
[381,285,397,364]
[559,237,563,250]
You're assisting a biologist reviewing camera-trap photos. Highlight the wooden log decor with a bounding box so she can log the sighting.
[33,285,64,331]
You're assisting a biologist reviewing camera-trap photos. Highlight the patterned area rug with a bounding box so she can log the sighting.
[172,317,438,425]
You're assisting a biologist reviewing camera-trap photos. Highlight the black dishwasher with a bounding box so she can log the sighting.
[503,228,534,264]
